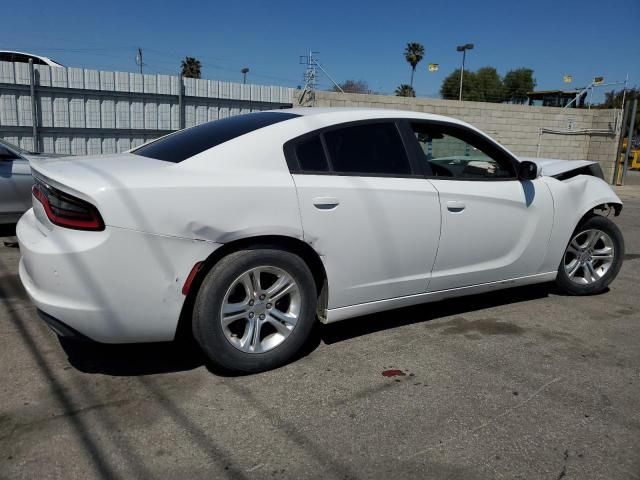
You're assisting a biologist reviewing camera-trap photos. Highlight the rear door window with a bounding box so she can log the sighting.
[323,122,411,176]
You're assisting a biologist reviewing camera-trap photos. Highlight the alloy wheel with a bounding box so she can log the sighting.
[220,266,301,353]
[563,229,615,285]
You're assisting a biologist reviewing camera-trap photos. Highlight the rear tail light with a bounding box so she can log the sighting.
[32,179,104,231]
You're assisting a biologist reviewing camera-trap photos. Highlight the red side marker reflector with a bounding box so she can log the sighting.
[182,262,203,296]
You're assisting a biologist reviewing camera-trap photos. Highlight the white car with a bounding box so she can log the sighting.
[0,51,64,67]
[17,108,624,373]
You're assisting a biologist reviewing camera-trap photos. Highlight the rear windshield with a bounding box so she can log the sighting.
[132,111,300,163]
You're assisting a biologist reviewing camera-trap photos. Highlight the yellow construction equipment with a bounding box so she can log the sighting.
[630,147,640,170]
[617,138,640,184]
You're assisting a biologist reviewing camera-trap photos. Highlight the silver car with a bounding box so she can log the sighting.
[0,140,56,224]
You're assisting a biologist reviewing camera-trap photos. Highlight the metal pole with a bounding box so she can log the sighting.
[137,48,144,75]
[458,49,465,101]
[613,101,630,185]
[620,74,629,112]
[620,98,637,186]
[178,75,184,130]
[28,59,38,152]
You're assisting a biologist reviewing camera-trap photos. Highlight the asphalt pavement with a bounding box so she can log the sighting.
[1,188,639,480]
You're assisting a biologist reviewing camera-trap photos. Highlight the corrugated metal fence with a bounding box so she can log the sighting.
[0,61,294,155]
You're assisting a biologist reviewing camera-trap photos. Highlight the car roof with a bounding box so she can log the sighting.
[270,107,515,162]
[283,107,469,127]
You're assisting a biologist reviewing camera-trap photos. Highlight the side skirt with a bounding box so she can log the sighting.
[324,271,557,324]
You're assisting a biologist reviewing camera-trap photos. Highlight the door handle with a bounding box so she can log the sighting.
[446,200,466,213]
[312,197,340,210]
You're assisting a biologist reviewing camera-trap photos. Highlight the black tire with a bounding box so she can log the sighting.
[556,215,624,296]
[192,248,317,373]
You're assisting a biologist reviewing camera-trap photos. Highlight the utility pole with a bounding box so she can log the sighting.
[299,51,343,106]
[135,47,145,75]
[299,51,318,106]
[456,43,474,101]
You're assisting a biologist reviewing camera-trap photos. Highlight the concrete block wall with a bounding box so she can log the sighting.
[296,91,621,182]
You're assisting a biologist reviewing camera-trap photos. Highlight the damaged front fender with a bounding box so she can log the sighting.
[539,174,622,274]
[519,157,604,180]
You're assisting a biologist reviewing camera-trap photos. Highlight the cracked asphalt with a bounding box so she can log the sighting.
[1,187,639,480]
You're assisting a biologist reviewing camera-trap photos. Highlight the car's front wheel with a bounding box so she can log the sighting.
[556,215,624,295]
[192,248,317,373]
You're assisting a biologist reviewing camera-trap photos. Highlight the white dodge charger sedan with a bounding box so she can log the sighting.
[17,108,624,372]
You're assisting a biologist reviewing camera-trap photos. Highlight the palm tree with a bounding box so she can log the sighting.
[181,57,202,79]
[404,42,425,88]
[395,84,416,97]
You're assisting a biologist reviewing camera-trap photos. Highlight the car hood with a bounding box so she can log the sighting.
[519,157,596,177]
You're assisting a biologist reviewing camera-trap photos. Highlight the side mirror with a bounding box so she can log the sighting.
[518,161,538,180]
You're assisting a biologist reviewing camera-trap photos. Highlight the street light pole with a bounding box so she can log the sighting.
[456,43,474,101]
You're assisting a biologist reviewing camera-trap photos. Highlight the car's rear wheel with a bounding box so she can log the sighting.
[556,215,624,295]
[192,248,317,373]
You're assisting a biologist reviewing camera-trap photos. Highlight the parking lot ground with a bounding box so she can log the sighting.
[1,191,639,480]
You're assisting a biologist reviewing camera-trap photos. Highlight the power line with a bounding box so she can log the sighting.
[4,43,301,85]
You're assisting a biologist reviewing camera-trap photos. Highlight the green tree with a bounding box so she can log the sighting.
[441,66,534,103]
[395,84,416,97]
[439,69,480,101]
[503,68,535,104]
[600,87,640,136]
[475,67,503,102]
[331,79,369,94]
[180,57,202,79]
[404,42,425,88]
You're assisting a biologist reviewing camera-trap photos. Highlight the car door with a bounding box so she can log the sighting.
[405,121,554,292]
[0,143,32,219]
[286,120,442,309]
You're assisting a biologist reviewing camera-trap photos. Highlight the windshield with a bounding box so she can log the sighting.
[132,111,300,163]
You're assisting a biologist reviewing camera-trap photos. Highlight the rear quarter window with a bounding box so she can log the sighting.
[295,136,329,172]
[132,111,299,163]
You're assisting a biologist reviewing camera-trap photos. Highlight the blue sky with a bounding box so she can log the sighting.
[3,0,639,101]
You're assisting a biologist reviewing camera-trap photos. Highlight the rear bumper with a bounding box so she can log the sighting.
[37,309,93,341]
[17,209,220,343]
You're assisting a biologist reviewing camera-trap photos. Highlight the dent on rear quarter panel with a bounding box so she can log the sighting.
[539,175,622,273]
[185,223,305,244]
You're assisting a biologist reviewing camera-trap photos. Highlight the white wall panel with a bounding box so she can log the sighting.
[68,68,83,88]
[53,95,69,127]
[0,61,294,154]
[38,95,53,127]
[17,95,33,126]
[69,97,85,128]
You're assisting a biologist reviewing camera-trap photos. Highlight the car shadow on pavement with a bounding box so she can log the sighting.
[58,283,559,376]
[0,223,17,237]
[60,333,321,377]
[319,282,555,345]
[58,337,208,376]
